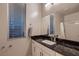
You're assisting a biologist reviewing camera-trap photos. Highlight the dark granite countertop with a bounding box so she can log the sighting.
[31,35,79,56]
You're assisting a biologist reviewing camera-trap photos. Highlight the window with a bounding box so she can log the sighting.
[50,15,55,34]
[9,4,26,38]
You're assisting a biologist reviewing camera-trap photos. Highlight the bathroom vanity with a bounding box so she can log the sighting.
[31,35,79,56]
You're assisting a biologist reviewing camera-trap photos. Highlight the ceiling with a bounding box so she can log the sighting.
[42,3,79,16]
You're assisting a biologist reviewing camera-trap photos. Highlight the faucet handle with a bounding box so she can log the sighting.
[54,35,58,38]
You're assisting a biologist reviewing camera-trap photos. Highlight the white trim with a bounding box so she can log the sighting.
[7,3,9,40]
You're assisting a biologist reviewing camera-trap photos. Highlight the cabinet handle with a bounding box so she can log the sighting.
[8,45,12,48]
[41,53,43,56]
[40,52,41,56]
[40,52,43,56]
[34,47,35,52]
[40,52,42,56]
[1,46,5,50]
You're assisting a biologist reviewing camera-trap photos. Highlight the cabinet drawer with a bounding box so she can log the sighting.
[42,45,56,56]
[32,40,42,48]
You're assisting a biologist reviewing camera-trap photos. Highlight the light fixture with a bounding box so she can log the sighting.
[75,22,79,24]
[45,3,52,8]
[45,3,53,10]
[45,3,59,10]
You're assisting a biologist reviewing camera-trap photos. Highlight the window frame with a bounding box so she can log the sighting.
[8,3,26,39]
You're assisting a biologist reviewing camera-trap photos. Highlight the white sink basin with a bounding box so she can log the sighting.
[42,40,56,45]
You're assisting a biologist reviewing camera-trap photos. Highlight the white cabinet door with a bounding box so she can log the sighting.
[32,40,42,56]
[35,46,42,56]
[42,45,56,56]
[32,45,41,56]
[32,44,36,56]
[32,40,38,56]
[42,51,51,56]
[56,52,63,56]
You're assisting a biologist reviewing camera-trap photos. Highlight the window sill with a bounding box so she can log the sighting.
[8,36,27,41]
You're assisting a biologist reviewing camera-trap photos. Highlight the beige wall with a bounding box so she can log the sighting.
[0,4,8,43]
[0,3,42,56]
[28,4,42,36]
[41,15,50,35]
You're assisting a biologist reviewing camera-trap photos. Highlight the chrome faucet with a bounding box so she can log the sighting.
[53,35,58,42]
[49,34,58,42]
[50,37,53,41]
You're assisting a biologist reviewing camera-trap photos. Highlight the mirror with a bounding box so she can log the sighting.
[60,21,65,39]
[50,15,55,35]
[63,12,79,42]
[42,15,55,35]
